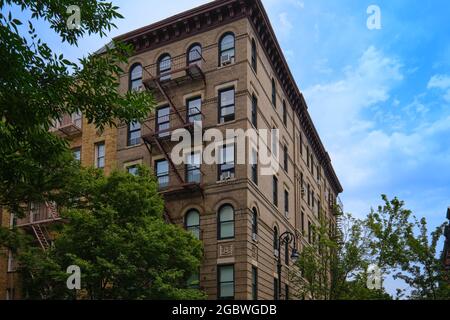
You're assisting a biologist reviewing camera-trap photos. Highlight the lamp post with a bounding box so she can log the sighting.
[276,231,299,300]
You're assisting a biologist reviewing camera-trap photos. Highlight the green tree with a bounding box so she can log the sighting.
[0,0,154,215]
[10,166,205,300]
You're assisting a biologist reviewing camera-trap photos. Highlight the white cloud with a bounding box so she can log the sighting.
[277,12,293,37]
[427,74,450,89]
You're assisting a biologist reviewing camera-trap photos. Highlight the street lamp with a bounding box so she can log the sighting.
[276,231,298,300]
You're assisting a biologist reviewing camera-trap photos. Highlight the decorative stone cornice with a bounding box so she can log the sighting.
[114,0,343,194]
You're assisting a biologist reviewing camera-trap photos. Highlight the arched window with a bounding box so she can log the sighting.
[158,54,171,81]
[251,38,257,71]
[188,43,202,66]
[251,208,258,237]
[273,226,279,256]
[272,78,277,107]
[219,33,235,66]
[185,209,200,239]
[218,204,234,240]
[129,63,143,91]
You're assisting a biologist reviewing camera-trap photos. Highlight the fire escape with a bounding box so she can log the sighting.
[141,50,206,198]
[15,202,63,250]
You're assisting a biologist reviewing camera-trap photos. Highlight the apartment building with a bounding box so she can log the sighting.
[1,0,343,300]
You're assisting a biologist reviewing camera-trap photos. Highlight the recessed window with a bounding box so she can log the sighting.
[273,226,279,254]
[251,94,258,128]
[282,100,287,125]
[308,221,312,243]
[219,87,235,123]
[158,54,171,81]
[251,38,257,72]
[273,176,278,207]
[218,143,235,181]
[155,159,169,188]
[185,209,200,239]
[127,165,138,176]
[218,204,234,240]
[274,277,279,300]
[284,190,289,217]
[187,96,202,124]
[272,78,277,107]
[186,152,201,183]
[218,265,234,299]
[129,63,143,91]
[252,267,258,300]
[187,273,200,289]
[127,121,141,146]
[299,133,303,155]
[307,184,311,206]
[73,147,81,162]
[252,207,258,238]
[301,211,305,234]
[95,142,105,169]
[272,129,278,158]
[251,149,258,185]
[283,145,288,173]
[219,33,235,66]
[156,106,170,138]
[188,43,202,66]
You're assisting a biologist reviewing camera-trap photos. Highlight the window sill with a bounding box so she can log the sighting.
[216,178,237,184]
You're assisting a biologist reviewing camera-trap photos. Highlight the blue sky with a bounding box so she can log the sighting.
[6,0,450,295]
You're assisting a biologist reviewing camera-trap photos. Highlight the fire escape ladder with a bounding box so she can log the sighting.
[32,224,50,251]
[154,80,185,124]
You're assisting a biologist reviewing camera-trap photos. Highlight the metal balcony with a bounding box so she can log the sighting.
[50,113,82,137]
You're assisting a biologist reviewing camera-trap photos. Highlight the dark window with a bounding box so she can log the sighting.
[251,94,258,127]
[274,278,279,300]
[283,145,288,172]
[273,176,278,206]
[306,146,310,167]
[272,78,277,107]
[187,273,200,289]
[185,209,200,239]
[301,211,305,234]
[310,154,314,174]
[251,38,257,72]
[252,207,258,237]
[95,142,105,169]
[317,165,321,181]
[308,221,312,243]
[127,165,138,176]
[129,64,143,91]
[186,152,201,183]
[251,149,258,185]
[218,205,234,240]
[252,267,258,300]
[218,265,234,299]
[156,106,170,138]
[299,133,303,155]
[312,191,315,209]
[73,147,81,162]
[300,172,304,199]
[187,96,202,123]
[282,100,287,125]
[155,159,169,188]
[188,43,202,66]
[158,54,171,81]
[284,190,289,216]
[218,143,235,180]
[273,226,279,252]
[285,284,289,300]
[127,121,141,146]
[219,33,235,66]
[219,88,235,123]
[307,184,311,206]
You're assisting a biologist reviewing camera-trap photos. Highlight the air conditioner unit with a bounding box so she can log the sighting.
[252,233,258,242]
[221,171,233,181]
[221,54,233,66]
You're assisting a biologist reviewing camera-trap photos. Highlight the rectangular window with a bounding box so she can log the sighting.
[95,142,105,169]
[155,159,169,188]
[186,152,201,183]
[312,191,315,209]
[299,133,303,155]
[218,265,234,299]
[251,95,258,127]
[73,147,81,162]
[251,149,258,185]
[300,172,304,199]
[219,88,235,123]
[127,165,138,176]
[306,147,310,167]
[284,190,289,217]
[282,101,287,125]
[252,267,258,300]
[310,154,314,174]
[273,176,278,207]
[187,97,202,124]
[127,121,141,146]
[301,211,305,234]
[156,106,170,138]
[218,143,235,181]
[308,221,312,243]
[307,184,311,206]
[7,250,15,272]
[283,145,288,172]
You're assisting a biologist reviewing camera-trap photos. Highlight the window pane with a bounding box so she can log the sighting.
[189,45,202,62]
[220,221,234,238]
[186,211,200,226]
[220,205,234,222]
[220,265,234,282]
[127,166,138,175]
[220,89,234,106]
[131,65,142,80]
[221,35,235,51]
[130,121,141,131]
[220,283,233,298]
